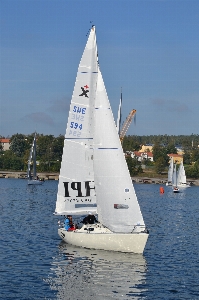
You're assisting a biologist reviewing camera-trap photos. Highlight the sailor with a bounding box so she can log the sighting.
[67,215,76,231]
[64,218,70,230]
[82,212,98,224]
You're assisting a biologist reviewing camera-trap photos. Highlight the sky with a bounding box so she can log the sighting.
[1,0,199,137]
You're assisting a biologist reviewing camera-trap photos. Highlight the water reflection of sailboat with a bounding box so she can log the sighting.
[48,242,147,300]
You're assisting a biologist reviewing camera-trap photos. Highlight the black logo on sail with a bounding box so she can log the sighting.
[79,85,89,98]
[63,181,94,197]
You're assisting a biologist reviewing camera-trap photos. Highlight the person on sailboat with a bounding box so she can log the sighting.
[64,216,76,231]
[64,218,70,230]
[66,215,77,230]
[82,212,98,225]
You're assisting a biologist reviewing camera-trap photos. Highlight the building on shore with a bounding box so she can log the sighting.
[0,138,10,151]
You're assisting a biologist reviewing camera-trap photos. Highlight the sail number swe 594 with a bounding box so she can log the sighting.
[69,106,86,135]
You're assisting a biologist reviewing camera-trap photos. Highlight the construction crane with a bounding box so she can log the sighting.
[119,109,136,143]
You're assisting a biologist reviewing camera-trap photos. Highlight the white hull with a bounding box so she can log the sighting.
[178,183,190,188]
[28,180,43,185]
[58,224,148,254]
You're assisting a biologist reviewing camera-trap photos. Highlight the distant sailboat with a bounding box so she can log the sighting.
[177,160,189,188]
[166,157,173,186]
[55,26,149,254]
[27,133,43,185]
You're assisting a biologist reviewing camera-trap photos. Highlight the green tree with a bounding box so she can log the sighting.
[0,150,24,170]
[166,143,177,154]
[152,143,169,165]
[183,151,191,165]
[10,134,29,157]
[155,157,166,174]
[51,135,64,161]
[126,156,142,176]
[186,161,199,178]
[191,148,199,163]
[122,136,140,152]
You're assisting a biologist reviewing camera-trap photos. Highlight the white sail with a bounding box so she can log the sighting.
[173,163,177,187]
[55,26,98,215]
[168,157,173,183]
[180,165,186,184]
[177,162,182,185]
[93,69,145,233]
[177,160,187,186]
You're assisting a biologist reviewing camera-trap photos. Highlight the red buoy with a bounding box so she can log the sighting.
[160,187,164,194]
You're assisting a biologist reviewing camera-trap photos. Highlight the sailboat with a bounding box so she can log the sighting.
[166,157,173,186]
[177,160,189,188]
[55,26,149,254]
[172,163,179,193]
[27,133,43,185]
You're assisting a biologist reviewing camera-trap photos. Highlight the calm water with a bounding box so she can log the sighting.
[0,179,199,299]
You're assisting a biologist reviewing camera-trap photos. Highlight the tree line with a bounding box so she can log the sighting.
[0,133,64,172]
[1,133,199,178]
[122,135,199,178]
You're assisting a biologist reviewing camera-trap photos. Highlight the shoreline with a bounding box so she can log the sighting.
[0,171,198,185]
[0,171,59,180]
[132,177,197,185]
